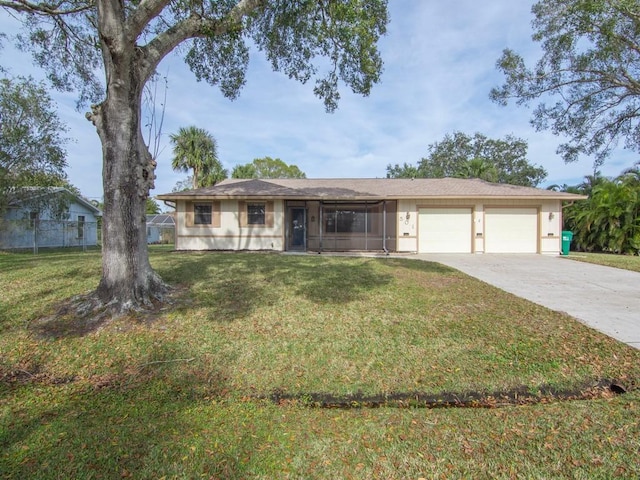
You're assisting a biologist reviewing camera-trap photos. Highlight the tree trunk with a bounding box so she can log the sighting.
[87,51,167,314]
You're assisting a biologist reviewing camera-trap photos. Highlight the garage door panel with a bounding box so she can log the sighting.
[485,208,538,253]
[419,208,472,253]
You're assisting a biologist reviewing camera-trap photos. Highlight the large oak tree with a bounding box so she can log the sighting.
[0,0,388,313]
[492,0,640,168]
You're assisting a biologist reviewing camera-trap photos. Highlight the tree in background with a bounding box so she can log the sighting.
[492,0,640,169]
[172,176,196,193]
[232,157,306,178]
[385,163,421,179]
[0,76,71,212]
[170,126,227,189]
[1,0,388,314]
[386,132,547,187]
[456,158,499,183]
[146,198,161,215]
[231,163,258,179]
[563,164,640,254]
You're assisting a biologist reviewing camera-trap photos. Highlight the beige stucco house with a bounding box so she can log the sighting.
[157,178,586,254]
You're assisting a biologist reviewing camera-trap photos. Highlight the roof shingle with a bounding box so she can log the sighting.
[157,178,586,200]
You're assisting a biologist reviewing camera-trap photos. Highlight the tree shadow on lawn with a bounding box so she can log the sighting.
[29,252,454,336]
[380,256,457,275]
[0,383,255,480]
[0,343,262,480]
[0,254,101,335]
[155,252,404,323]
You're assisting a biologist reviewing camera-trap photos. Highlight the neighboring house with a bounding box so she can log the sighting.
[0,187,102,250]
[146,213,175,244]
[157,178,587,254]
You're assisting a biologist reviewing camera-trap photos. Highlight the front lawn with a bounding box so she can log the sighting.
[565,251,640,273]
[1,248,638,479]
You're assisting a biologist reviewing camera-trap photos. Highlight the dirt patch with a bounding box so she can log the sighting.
[28,285,191,339]
[267,379,633,409]
[0,368,77,387]
[2,369,633,408]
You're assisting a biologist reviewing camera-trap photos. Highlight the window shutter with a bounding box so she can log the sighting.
[212,201,221,228]
[238,201,247,227]
[185,202,194,227]
[265,201,274,228]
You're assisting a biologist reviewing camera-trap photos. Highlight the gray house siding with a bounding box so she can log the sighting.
[0,190,101,250]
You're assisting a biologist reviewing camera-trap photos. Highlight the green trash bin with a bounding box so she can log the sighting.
[561,230,573,256]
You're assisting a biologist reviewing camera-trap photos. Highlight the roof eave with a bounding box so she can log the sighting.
[157,192,589,201]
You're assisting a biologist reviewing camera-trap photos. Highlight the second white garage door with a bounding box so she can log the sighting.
[484,208,538,253]
[418,208,472,253]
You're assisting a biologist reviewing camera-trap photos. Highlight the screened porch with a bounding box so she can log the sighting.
[285,200,397,252]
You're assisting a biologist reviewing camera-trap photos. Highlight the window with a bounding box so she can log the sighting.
[186,201,220,227]
[238,201,273,227]
[324,207,371,233]
[77,215,85,238]
[194,204,212,225]
[247,203,266,225]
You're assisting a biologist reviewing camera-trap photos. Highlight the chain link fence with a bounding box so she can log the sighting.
[0,219,101,253]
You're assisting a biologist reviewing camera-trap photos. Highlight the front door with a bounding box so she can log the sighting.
[288,207,306,250]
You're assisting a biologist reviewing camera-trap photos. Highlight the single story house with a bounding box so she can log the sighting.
[146,213,175,244]
[0,187,102,250]
[157,178,586,254]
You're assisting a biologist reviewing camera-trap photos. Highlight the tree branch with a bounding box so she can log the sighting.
[125,0,170,44]
[0,0,93,16]
[138,0,264,81]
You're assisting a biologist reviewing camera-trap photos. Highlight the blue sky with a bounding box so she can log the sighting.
[1,1,638,203]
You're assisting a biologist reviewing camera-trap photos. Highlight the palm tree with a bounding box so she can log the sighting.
[169,126,227,189]
[455,158,498,182]
[566,169,640,254]
[577,171,605,195]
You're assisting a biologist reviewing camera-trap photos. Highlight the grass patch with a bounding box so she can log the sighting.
[565,251,640,272]
[1,247,639,478]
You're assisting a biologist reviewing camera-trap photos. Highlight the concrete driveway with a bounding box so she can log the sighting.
[416,254,640,350]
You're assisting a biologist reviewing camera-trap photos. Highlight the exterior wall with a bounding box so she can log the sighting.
[175,199,285,251]
[0,202,100,249]
[173,197,564,254]
[147,226,161,244]
[396,198,563,254]
[397,199,418,252]
[539,199,564,255]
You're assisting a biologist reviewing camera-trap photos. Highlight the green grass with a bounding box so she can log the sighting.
[1,247,639,479]
[565,251,640,272]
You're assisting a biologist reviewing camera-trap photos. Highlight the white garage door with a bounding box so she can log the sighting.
[418,208,472,253]
[485,208,538,253]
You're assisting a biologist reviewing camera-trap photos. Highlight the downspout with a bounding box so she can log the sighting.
[162,200,176,210]
[162,200,177,249]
